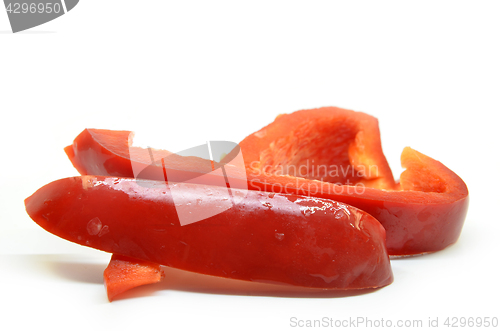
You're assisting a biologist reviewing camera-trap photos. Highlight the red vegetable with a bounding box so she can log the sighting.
[64,107,469,256]
[234,108,469,256]
[104,254,164,301]
[25,176,393,290]
[64,129,248,189]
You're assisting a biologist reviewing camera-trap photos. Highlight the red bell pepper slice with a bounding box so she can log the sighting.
[64,107,468,256]
[64,129,248,189]
[25,176,393,290]
[233,108,469,256]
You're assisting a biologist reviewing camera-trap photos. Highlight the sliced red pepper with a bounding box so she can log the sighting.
[233,108,469,256]
[25,176,393,290]
[64,107,468,256]
[64,129,248,189]
[104,254,164,301]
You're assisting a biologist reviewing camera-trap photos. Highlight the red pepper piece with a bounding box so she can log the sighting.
[25,176,393,290]
[64,129,248,189]
[64,129,138,177]
[230,108,469,255]
[104,254,164,301]
[234,107,469,255]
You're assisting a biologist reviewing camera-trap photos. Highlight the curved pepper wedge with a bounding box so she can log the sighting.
[25,176,393,290]
[64,107,469,256]
[232,107,469,256]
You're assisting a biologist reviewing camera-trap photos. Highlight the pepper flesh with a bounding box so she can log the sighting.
[223,107,397,190]
[64,107,469,256]
[25,176,393,290]
[104,254,164,301]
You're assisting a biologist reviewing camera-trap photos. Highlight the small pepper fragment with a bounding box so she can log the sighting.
[104,254,164,301]
[25,176,393,290]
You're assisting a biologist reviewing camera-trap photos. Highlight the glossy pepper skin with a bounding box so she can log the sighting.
[25,176,393,290]
[64,129,248,189]
[64,107,469,256]
[244,147,469,255]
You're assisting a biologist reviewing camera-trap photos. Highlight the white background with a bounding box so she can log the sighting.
[1,1,499,330]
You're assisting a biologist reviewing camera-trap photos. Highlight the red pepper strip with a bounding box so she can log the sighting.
[25,176,393,290]
[64,129,248,189]
[63,129,250,298]
[104,254,164,301]
[64,130,173,297]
